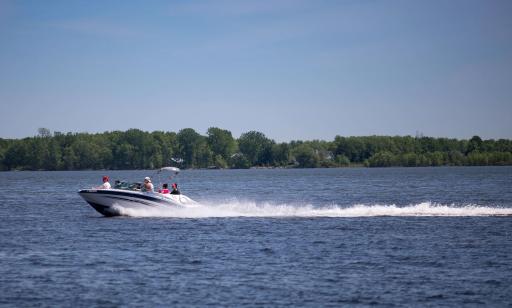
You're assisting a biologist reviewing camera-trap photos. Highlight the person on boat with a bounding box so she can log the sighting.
[96,176,111,189]
[159,183,170,194]
[142,177,154,192]
[170,183,181,195]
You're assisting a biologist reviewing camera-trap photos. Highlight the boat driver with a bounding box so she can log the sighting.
[142,177,154,192]
[96,176,111,189]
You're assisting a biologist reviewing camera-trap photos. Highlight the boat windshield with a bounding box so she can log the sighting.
[112,167,180,192]
[114,181,142,191]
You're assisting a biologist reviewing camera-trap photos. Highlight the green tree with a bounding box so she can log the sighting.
[177,128,207,168]
[367,151,397,167]
[4,142,29,170]
[466,135,483,154]
[213,155,228,168]
[207,127,236,162]
[238,131,274,166]
[44,139,63,170]
[151,131,176,167]
[62,146,77,170]
[72,140,100,169]
[195,139,213,168]
[272,143,291,167]
[1,129,512,170]
[114,143,136,169]
[292,144,319,168]
[335,154,350,166]
[467,151,488,166]
[230,153,251,169]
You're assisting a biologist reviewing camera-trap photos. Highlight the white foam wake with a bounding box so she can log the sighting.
[113,201,512,218]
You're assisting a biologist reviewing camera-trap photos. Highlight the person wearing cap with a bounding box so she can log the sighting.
[170,183,181,195]
[96,176,111,189]
[142,177,154,192]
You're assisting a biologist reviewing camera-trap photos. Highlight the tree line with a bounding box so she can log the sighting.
[0,128,511,171]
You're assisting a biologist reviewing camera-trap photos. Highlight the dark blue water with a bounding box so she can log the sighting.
[1,167,511,306]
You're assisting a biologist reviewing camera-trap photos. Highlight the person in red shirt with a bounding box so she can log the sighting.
[159,183,170,194]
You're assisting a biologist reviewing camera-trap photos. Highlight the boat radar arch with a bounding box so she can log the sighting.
[158,166,180,174]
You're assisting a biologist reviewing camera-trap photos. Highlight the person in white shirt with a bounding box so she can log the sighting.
[142,177,154,192]
[96,176,111,189]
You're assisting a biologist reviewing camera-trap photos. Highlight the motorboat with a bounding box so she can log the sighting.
[78,189,198,216]
[78,167,198,217]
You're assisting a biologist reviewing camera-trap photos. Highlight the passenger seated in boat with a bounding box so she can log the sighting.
[114,180,121,189]
[142,177,154,192]
[96,176,111,189]
[159,183,170,194]
[170,183,181,195]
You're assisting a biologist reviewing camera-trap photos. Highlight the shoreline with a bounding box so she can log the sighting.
[2,165,511,172]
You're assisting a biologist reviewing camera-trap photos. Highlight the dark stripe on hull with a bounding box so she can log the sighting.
[79,190,178,217]
[105,195,156,206]
[79,189,169,204]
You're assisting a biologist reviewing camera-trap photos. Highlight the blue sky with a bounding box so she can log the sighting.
[0,0,511,141]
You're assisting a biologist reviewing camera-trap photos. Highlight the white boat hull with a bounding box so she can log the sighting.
[78,189,197,217]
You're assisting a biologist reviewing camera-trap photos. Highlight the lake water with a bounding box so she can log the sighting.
[1,167,511,306]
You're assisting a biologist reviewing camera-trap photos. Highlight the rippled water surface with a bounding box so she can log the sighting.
[1,167,511,306]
